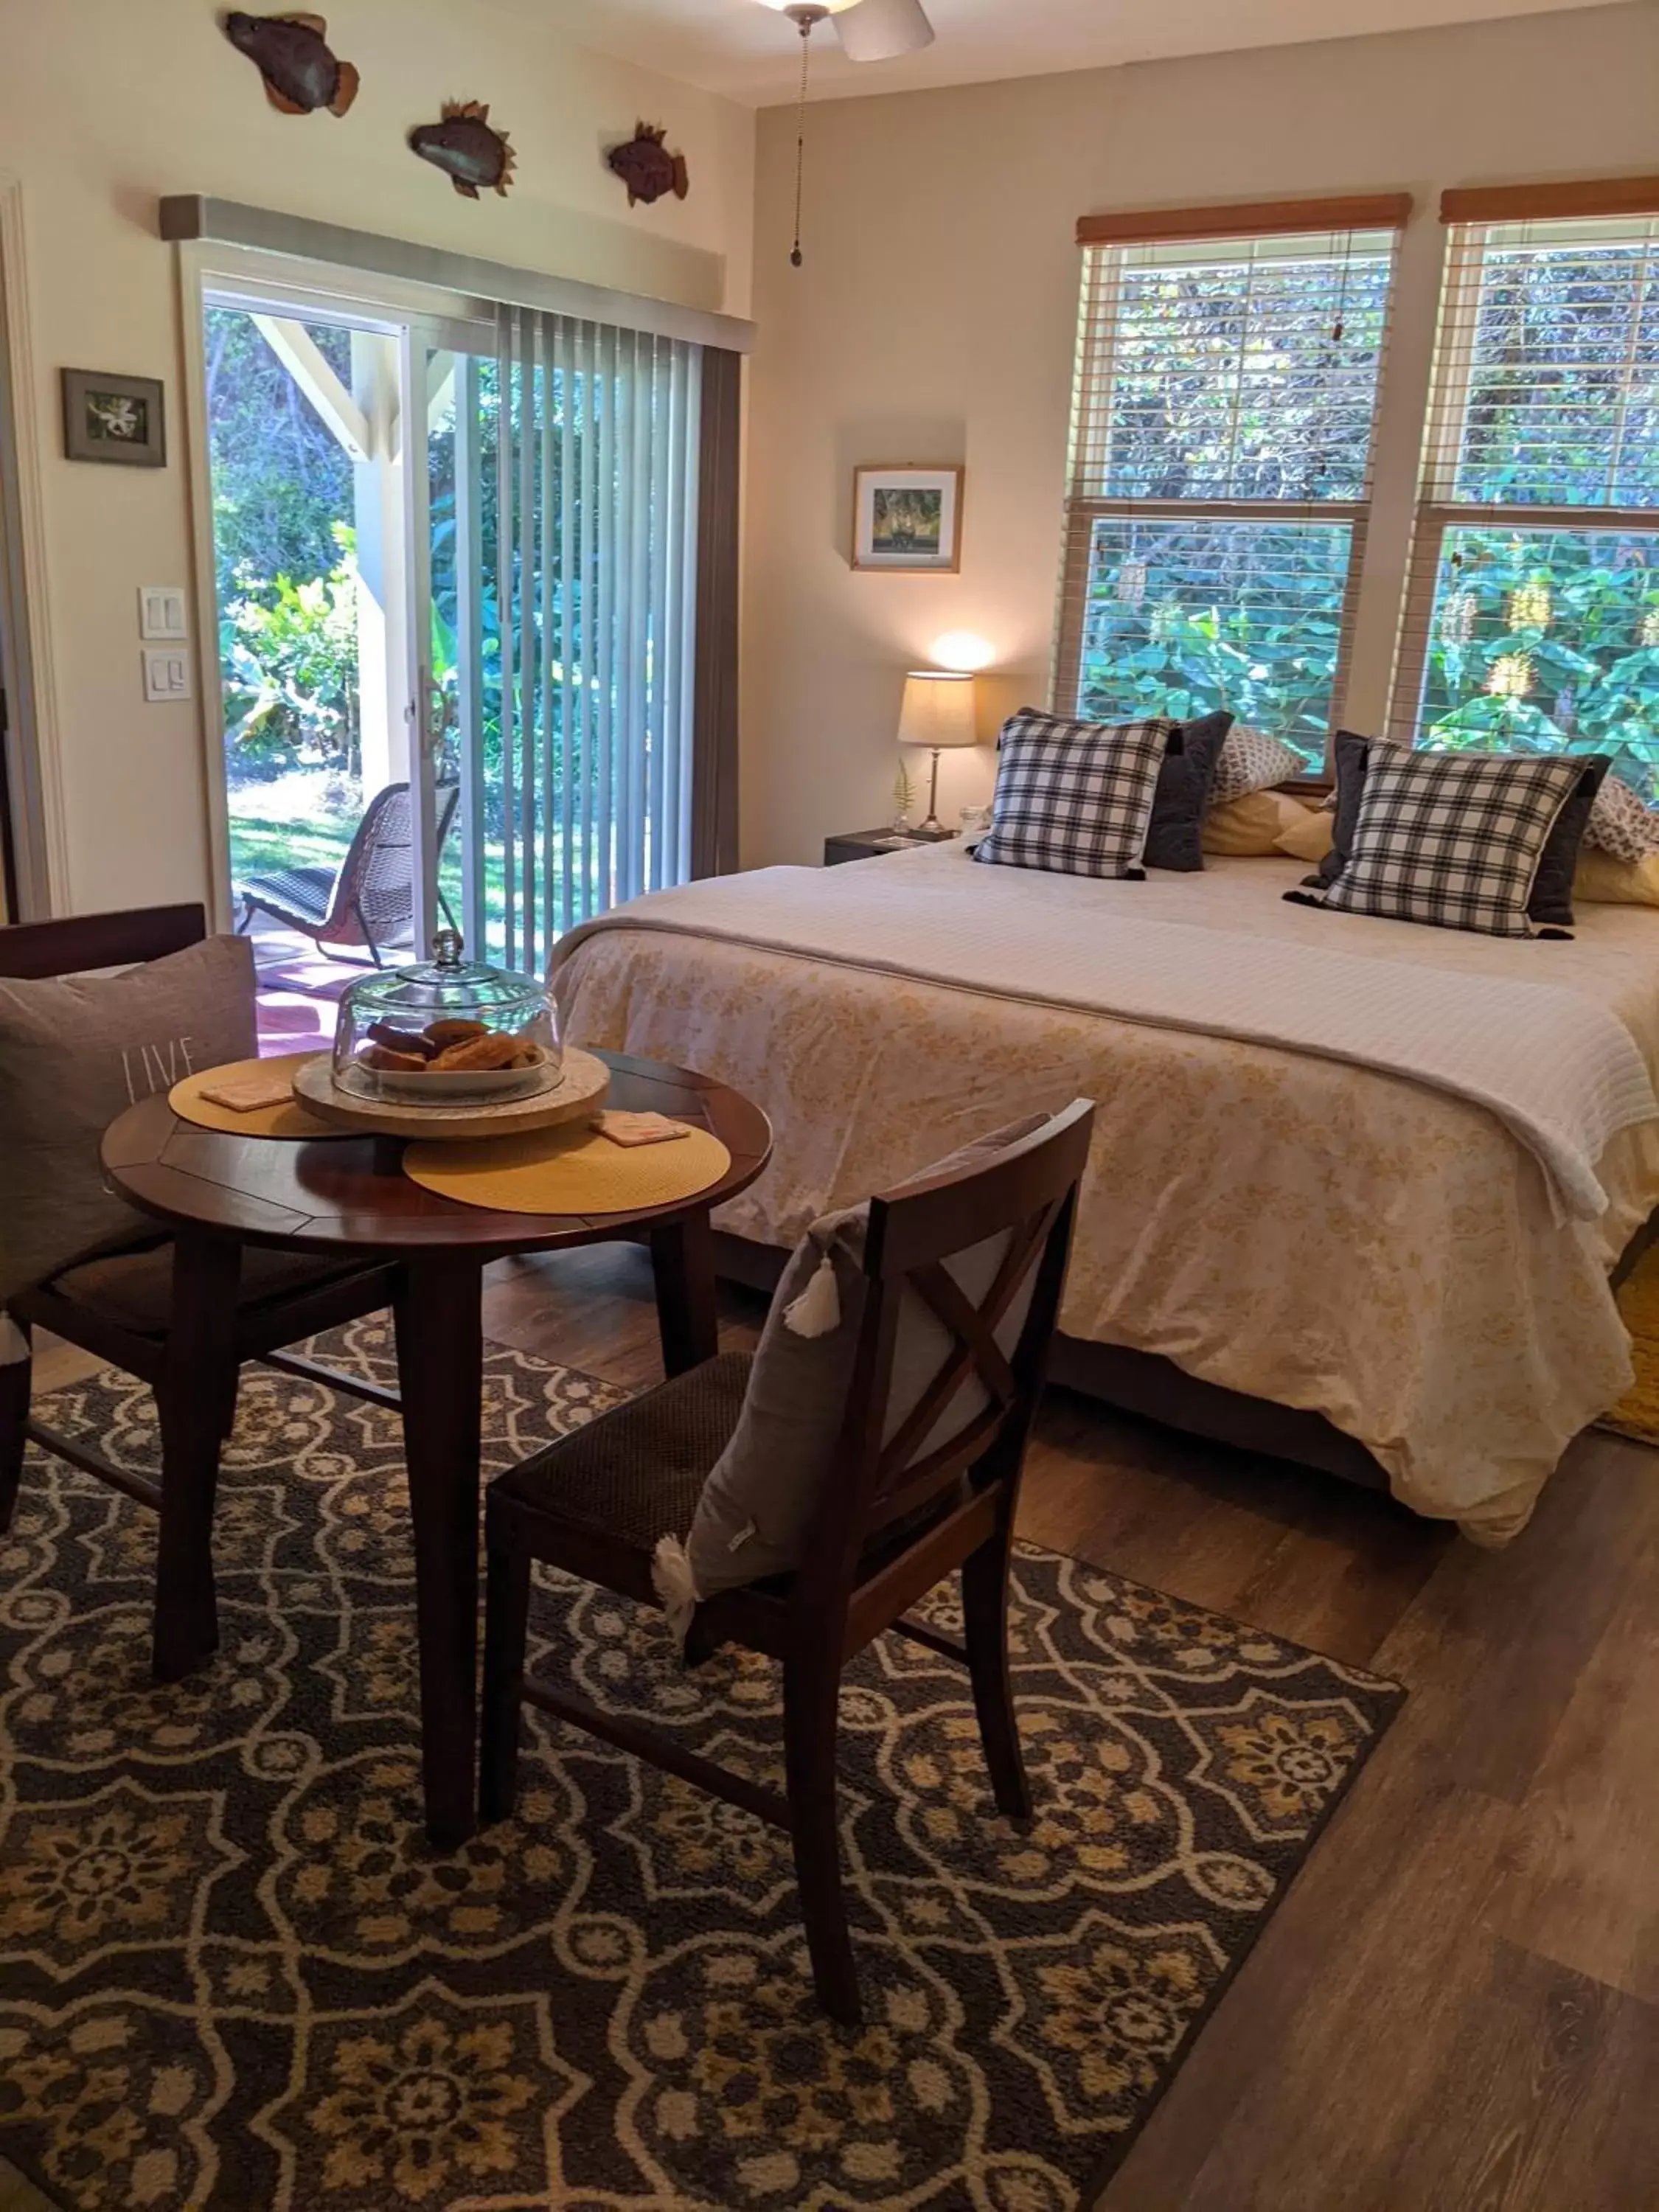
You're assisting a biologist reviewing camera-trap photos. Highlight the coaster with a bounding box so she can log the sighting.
[403,1119,731,1216]
[170,1054,348,1141]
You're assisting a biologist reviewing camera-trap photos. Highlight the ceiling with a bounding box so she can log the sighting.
[518,0,1614,107]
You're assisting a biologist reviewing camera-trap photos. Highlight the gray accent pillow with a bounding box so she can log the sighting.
[679,1113,1051,1603]
[0,934,257,1306]
[1145,711,1234,872]
[1316,731,1607,927]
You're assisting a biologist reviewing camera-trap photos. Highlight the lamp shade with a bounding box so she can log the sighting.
[897,670,978,749]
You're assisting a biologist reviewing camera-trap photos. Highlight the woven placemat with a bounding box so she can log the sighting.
[403,1120,731,1216]
[169,1053,347,1141]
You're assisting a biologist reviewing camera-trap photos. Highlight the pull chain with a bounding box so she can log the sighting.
[790,24,812,268]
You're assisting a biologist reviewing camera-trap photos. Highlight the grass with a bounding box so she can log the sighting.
[229,802,518,966]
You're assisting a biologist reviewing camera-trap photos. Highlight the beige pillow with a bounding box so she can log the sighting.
[1573,849,1659,906]
[1202,788,1308,856]
[0,934,257,1305]
[1274,803,1336,864]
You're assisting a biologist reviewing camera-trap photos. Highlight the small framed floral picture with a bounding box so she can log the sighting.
[852,465,964,573]
[61,369,167,467]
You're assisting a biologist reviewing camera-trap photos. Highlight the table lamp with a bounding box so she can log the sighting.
[897,670,978,834]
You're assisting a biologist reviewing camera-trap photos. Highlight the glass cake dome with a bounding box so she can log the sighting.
[331,930,562,1103]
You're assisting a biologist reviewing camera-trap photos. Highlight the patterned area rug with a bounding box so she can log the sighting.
[0,1319,1405,2212]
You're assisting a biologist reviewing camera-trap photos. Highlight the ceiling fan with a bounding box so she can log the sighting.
[757,0,936,65]
[757,0,938,263]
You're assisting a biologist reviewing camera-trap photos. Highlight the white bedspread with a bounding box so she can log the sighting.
[554,852,1658,1223]
[550,845,1659,1541]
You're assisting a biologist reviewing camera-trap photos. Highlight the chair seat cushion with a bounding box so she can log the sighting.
[47,1241,377,1338]
[495,1352,753,1551]
[243,867,336,924]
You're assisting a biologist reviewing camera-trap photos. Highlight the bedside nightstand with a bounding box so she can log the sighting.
[824,828,956,867]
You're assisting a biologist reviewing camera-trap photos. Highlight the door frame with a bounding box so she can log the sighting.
[177,240,490,936]
[0,173,70,917]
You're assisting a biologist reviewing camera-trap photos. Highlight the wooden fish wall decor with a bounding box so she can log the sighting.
[608,122,690,209]
[409,102,517,198]
[222,10,359,116]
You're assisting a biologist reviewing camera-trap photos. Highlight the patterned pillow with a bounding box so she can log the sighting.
[975,714,1170,880]
[1208,726,1307,807]
[989,706,1231,870]
[1586,771,1659,865]
[1315,732,1606,928]
[1304,750,1591,938]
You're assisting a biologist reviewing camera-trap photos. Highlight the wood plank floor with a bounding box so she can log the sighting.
[32,1247,1659,2212]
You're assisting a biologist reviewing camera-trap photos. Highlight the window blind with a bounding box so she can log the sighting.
[1391,195,1659,763]
[472,304,702,971]
[1056,209,1405,768]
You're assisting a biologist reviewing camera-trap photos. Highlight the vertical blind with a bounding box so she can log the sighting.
[1057,204,1405,766]
[1391,201,1659,757]
[462,304,703,973]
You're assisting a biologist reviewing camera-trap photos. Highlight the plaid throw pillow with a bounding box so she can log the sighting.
[974,715,1170,880]
[1310,750,1590,938]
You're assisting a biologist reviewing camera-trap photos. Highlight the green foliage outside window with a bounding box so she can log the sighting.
[1418,527,1659,779]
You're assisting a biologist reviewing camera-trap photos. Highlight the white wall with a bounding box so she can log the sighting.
[741,2,1659,866]
[0,0,755,914]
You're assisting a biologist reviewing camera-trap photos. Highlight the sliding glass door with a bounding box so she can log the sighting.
[198,260,727,977]
[422,307,703,974]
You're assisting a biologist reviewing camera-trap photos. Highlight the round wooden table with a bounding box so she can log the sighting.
[101,1051,771,1848]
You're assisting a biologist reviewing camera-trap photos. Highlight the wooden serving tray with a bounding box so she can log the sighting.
[291,1046,611,1142]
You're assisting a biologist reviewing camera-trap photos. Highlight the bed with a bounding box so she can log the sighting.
[549,841,1659,1544]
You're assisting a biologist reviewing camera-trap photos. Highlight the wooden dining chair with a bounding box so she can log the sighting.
[0,903,399,1681]
[479,1099,1096,2024]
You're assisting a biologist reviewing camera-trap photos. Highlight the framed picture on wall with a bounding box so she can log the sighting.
[852,465,964,573]
[61,368,167,467]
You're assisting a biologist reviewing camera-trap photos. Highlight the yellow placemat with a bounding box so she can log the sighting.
[169,1053,347,1141]
[403,1120,731,1216]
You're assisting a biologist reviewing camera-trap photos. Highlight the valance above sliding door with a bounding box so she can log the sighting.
[439,305,740,975]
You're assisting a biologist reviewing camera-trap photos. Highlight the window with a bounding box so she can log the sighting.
[1057,198,1408,767]
[1394,200,1659,776]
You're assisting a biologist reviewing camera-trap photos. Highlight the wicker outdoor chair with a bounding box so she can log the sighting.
[236,780,459,966]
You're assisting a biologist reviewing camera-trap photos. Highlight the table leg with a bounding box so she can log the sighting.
[154,1233,243,1684]
[394,1252,486,1851]
[650,1206,719,1377]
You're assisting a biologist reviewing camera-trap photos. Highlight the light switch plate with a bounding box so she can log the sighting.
[142,647,192,703]
[139,585,189,641]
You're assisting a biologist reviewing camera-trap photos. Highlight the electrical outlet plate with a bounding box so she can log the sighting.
[139,586,189,641]
[142,647,192,703]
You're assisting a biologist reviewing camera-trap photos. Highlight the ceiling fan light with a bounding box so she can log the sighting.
[834,0,936,61]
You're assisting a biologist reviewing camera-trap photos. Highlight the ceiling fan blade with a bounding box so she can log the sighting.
[833,0,936,63]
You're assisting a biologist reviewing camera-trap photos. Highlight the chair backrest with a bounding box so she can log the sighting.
[0,904,206,981]
[796,1099,1096,1610]
[328,782,414,936]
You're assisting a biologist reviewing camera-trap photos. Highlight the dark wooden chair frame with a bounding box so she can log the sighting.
[479,1098,1096,2025]
[0,903,400,1681]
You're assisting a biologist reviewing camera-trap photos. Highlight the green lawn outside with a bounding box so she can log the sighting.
[229,804,514,964]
